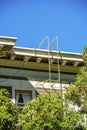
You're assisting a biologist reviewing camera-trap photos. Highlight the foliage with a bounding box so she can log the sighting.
[65,46,87,114]
[61,109,86,130]
[20,92,86,130]
[82,46,87,63]
[0,89,18,130]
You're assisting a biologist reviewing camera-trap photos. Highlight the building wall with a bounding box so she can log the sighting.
[0,67,76,105]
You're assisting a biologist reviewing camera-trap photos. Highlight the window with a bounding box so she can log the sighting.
[15,90,32,107]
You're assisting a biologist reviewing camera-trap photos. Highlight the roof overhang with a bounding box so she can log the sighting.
[0,36,17,57]
[0,36,84,73]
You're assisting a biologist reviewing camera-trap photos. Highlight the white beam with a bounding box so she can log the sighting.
[24,56,30,62]
[50,59,54,64]
[10,55,16,60]
[73,61,79,66]
[36,58,42,63]
[61,60,67,65]
[0,45,4,50]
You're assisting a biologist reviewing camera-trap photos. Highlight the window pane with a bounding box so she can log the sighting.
[15,90,32,107]
[18,94,24,103]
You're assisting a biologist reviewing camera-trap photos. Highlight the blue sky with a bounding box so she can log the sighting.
[0,0,87,53]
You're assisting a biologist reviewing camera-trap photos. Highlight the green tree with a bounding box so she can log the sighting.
[20,92,86,130]
[0,89,18,130]
[65,46,87,119]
